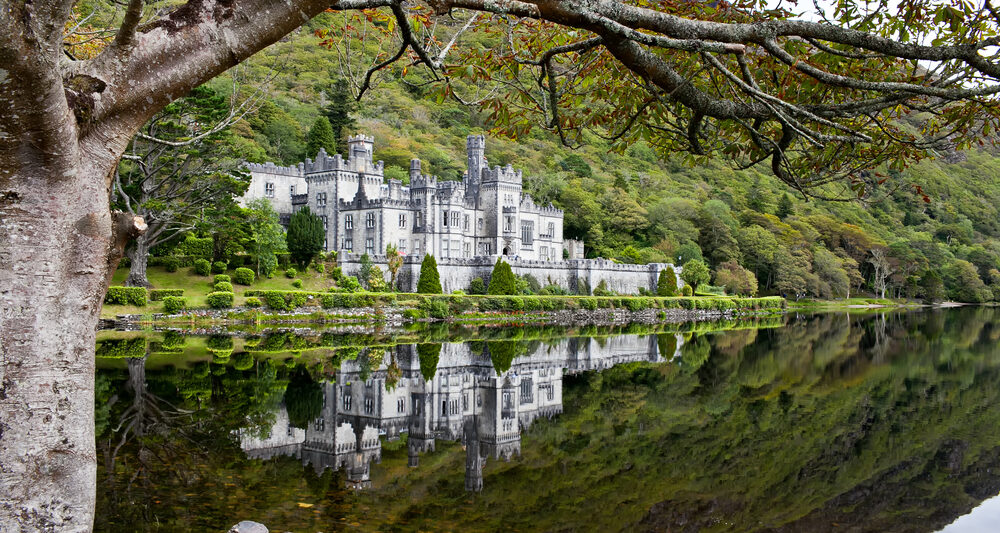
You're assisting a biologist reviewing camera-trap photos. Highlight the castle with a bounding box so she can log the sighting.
[239,332,683,490]
[244,134,580,262]
[244,133,681,294]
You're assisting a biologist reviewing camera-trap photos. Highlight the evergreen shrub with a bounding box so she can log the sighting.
[214,281,234,293]
[105,286,147,306]
[214,274,231,284]
[206,291,234,308]
[233,268,255,285]
[245,297,262,308]
[211,261,227,274]
[162,296,186,314]
[193,259,211,276]
[149,289,184,301]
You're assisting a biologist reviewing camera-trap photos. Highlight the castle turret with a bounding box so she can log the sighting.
[466,134,486,183]
[410,158,422,181]
[347,134,375,170]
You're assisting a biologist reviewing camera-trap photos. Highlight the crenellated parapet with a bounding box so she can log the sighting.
[481,163,523,184]
[246,161,303,177]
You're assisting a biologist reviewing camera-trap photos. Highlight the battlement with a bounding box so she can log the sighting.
[410,174,438,189]
[247,161,303,177]
[348,133,375,144]
[481,163,522,184]
[303,148,344,174]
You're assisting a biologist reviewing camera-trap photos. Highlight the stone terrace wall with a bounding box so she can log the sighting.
[339,254,683,295]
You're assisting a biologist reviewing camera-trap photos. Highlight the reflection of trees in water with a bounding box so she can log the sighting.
[359,308,1000,533]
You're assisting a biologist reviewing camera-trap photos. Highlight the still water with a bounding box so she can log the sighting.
[95,309,1000,532]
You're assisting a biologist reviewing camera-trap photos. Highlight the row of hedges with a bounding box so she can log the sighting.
[150,253,294,270]
[149,289,184,301]
[242,290,398,311]
[405,294,785,314]
[104,286,147,306]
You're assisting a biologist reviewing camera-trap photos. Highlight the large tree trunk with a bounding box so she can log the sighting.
[124,236,152,288]
[0,152,143,529]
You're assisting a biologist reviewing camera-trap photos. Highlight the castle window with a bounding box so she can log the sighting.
[343,394,352,411]
[413,240,421,254]
[321,215,328,229]
[451,212,460,227]
[314,418,325,431]
[442,239,450,258]
[265,182,275,198]
[441,211,448,227]
[521,221,534,245]
[344,239,353,251]
[364,396,374,415]
[453,240,461,257]
[520,378,534,404]
[540,247,548,261]
[399,239,407,253]
[464,242,471,258]
[290,185,295,196]
[397,397,405,413]
[345,214,353,229]
[478,218,483,230]
[366,212,376,228]
[317,192,326,207]
[399,214,406,228]
[503,216,513,233]
[415,212,422,228]
[464,215,469,230]
[548,222,555,237]
[365,238,374,255]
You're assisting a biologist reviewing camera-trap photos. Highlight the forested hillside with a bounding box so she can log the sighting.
[196,12,1000,303]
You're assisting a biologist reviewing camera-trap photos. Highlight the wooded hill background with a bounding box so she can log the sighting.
[194,12,1000,302]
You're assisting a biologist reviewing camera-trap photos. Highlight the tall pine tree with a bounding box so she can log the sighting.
[323,79,357,153]
[417,254,442,294]
[488,258,517,295]
[286,206,324,269]
[657,268,678,296]
[305,116,336,158]
[776,193,795,219]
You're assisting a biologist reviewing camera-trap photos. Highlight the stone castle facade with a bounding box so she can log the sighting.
[244,134,580,262]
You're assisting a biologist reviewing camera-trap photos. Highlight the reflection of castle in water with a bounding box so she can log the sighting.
[239,334,682,490]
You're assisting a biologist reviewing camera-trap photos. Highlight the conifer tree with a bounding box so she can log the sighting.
[488,258,517,295]
[286,206,324,269]
[323,79,357,152]
[657,268,678,297]
[776,193,795,219]
[305,116,336,158]
[417,254,442,294]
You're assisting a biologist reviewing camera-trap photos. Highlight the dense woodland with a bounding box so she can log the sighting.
[128,13,1000,303]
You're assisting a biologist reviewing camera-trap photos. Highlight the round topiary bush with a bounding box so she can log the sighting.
[211,261,227,274]
[214,274,231,284]
[162,296,186,314]
[292,279,303,288]
[192,258,211,276]
[682,285,693,296]
[233,267,255,285]
[245,297,262,308]
[214,281,234,293]
[231,352,255,371]
[285,268,297,279]
[162,256,179,273]
[206,291,234,309]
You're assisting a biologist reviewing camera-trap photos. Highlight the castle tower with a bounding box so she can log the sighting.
[347,134,374,165]
[466,134,486,184]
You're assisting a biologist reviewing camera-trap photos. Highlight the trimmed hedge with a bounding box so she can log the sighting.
[206,291,234,309]
[192,259,211,276]
[149,289,184,301]
[233,268,255,285]
[162,296,186,314]
[211,261,227,274]
[105,286,147,306]
[245,297,262,308]
[214,274,231,284]
[214,281,234,293]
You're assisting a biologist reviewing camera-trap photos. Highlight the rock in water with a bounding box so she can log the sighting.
[229,521,269,533]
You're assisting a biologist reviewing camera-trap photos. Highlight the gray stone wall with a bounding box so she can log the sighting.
[339,253,683,295]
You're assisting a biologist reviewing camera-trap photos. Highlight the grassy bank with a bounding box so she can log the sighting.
[785,297,927,311]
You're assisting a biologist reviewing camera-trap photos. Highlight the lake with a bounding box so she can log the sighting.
[94,308,1000,532]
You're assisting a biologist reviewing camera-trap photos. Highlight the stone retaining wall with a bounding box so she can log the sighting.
[339,254,683,294]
